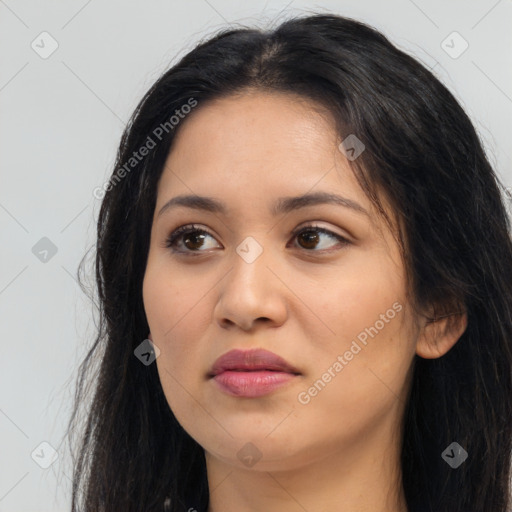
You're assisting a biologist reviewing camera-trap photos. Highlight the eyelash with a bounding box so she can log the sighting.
[164,223,350,256]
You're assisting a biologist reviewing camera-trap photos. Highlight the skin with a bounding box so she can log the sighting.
[142,90,467,512]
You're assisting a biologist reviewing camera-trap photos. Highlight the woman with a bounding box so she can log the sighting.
[67,13,512,512]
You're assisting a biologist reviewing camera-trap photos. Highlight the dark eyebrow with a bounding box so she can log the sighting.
[157,191,370,218]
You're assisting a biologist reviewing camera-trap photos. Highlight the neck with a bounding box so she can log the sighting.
[205,418,408,512]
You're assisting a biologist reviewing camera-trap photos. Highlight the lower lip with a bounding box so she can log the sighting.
[212,370,298,397]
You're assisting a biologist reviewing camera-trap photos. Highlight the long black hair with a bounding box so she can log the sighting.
[66,12,512,512]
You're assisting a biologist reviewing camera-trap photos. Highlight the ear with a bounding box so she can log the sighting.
[148,332,153,341]
[416,305,468,359]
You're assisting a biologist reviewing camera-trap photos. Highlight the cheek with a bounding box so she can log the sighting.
[308,263,404,349]
[295,265,411,416]
[143,261,203,340]
[143,269,194,389]
[143,269,207,427]
[293,323,413,447]
[143,261,215,373]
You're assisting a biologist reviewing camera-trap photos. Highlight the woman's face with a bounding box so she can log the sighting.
[143,90,420,472]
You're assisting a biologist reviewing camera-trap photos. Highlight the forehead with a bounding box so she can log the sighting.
[172,92,336,164]
[155,91,399,243]
[159,92,364,204]
[154,92,402,257]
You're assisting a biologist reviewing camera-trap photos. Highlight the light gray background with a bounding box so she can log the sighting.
[1,1,511,510]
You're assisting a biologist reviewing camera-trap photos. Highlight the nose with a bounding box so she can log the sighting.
[213,239,288,332]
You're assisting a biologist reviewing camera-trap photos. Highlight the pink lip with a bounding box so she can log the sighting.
[209,348,300,398]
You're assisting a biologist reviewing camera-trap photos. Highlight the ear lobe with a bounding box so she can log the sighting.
[416,309,468,359]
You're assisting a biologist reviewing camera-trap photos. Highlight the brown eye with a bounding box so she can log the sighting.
[291,225,350,252]
[165,224,220,254]
[182,232,206,250]
[164,223,350,256]
[297,229,320,249]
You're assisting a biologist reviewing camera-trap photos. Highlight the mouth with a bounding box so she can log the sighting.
[208,348,301,398]
[209,348,301,377]
[211,369,299,397]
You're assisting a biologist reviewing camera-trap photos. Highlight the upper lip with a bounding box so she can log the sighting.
[209,348,301,377]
